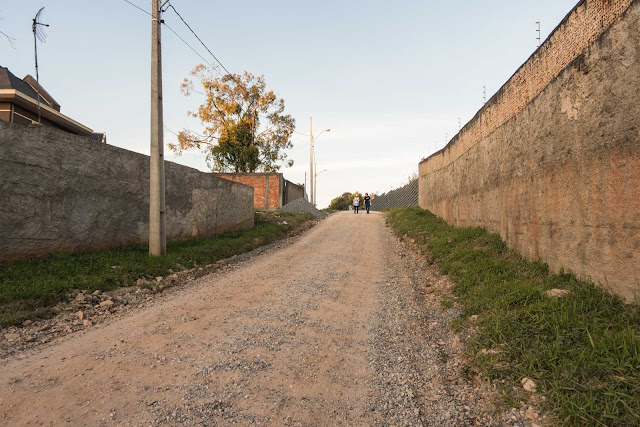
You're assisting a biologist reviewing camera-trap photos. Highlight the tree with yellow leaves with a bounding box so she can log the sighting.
[170,64,296,173]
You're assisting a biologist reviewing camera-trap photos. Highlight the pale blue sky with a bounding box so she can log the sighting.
[2,0,577,207]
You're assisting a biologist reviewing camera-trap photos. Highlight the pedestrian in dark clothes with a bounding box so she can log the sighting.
[364,193,371,214]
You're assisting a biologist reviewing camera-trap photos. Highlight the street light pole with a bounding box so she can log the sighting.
[309,116,313,206]
[149,0,166,256]
[308,118,330,206]
[314,166,327,208]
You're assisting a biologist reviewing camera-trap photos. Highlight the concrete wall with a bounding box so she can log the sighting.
[418,0,640,301]
[283,180,306,205]
[0,121,254,262]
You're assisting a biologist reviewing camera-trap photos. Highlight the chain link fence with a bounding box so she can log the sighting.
[370,179,418,211]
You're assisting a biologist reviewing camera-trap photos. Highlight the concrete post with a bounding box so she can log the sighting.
[149,0,166,256]
[265,175,270,209]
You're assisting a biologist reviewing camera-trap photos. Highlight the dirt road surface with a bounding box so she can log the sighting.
[0,212,499,426]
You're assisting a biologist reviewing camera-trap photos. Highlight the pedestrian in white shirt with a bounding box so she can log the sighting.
[353,195,360,214]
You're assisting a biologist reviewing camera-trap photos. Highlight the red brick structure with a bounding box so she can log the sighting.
[214,173,306,210]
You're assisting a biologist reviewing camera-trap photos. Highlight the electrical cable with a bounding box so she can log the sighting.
[121,0,152,17]
[162,23,220,73]
[120,0,297,137]
[164,4,234,78]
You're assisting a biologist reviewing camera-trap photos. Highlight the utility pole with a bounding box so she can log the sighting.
[483,86,487,104]
[536,21,541,47]
[149,0,166,256]
[309,116,314,206]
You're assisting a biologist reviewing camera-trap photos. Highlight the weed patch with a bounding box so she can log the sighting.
[387,207,640,426]
[0,211,315,326]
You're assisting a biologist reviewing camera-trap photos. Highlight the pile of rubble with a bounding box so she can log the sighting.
[0,261,231,358]
[279,198,326,219]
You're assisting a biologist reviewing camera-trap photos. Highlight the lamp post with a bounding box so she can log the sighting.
[314,164,327,208]
[309,116,330,205]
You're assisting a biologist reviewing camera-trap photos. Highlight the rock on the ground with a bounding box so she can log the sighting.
[99,300,114,308]
[545,288,570,298]
[521,377,537,392]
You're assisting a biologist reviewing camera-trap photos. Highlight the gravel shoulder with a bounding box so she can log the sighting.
[0,212,512,425]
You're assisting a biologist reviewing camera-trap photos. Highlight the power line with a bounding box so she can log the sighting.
[165,4,233,77]
[119,0,292,134]
[163,3,278,124]
[121,0,152,17]
[120,0,217,72]
[162,22,219,72]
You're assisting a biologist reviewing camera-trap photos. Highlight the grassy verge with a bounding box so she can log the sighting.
[386,207,640,426]
[0,211,315,327]
[322,208,340,214]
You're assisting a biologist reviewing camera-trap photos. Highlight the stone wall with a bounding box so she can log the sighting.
[0,121,255,262]
[418,0,640,301]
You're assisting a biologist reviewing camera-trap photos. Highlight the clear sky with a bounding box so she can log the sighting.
[2,0,577,208]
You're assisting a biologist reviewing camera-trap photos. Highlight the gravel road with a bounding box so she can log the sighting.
[0,212,511,426]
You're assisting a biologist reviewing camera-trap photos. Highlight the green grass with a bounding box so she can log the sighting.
[322,208,340,214]
[386,207,640,426]
[0,210,315,327]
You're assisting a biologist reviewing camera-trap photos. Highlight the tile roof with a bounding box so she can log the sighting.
[0,66,51,107]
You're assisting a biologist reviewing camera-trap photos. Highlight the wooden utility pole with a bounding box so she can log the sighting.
[149,0,166,256]
[309,116,314,206]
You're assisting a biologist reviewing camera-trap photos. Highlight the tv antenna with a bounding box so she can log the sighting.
[32,7,49,124]
[536,21,541,47]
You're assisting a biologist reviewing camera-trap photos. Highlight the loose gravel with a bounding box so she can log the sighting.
[0,212,532,426]
[279,197,326,218]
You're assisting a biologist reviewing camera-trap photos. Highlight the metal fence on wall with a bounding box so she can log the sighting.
[370,179,418,211]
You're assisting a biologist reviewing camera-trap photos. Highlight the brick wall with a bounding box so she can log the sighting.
[418,0,640,301]
[216,173,285,210]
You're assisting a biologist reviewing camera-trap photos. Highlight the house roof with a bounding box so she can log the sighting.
[0,65,100,137]
[23,74,60,111]
[0,66,50,107]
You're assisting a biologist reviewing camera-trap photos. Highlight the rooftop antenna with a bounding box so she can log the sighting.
[32,7,49,124]
[536,21,541,47]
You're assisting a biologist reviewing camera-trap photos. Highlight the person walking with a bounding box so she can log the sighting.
[364,193,371,214]
[353,195,360,214]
